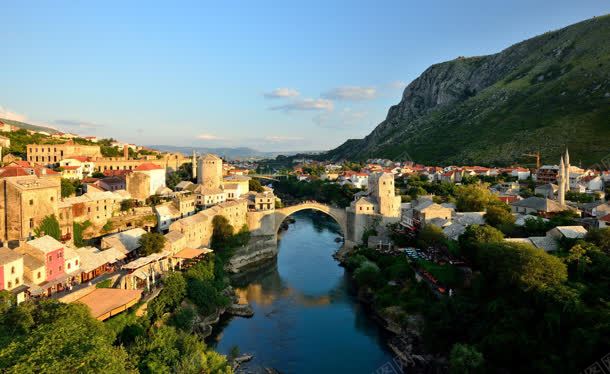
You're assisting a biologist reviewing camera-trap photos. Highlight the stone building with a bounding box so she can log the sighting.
[0,175,61,242]
[64,191,122,226]
[168,199,248,249]
[27,142,102,165]
[197,154,223,188]
[125,162,166,200]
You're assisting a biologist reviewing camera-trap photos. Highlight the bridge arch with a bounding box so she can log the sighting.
[274,202,348,238]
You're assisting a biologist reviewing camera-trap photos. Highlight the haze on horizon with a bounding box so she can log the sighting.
[1,1,608,152]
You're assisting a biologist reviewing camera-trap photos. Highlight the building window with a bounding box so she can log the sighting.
[29,199,34,205]
[68,263,71,269]
[75,260,78,265]
[30,218,35,228]
[15,278,19,285]
[7,282,11,288]
[11,266,15,274]
[37,271,41,279]
[50,196,54,202]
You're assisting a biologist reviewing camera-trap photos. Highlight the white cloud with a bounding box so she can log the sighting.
[314,108,368,128]
[263,88,300,99]
[0,106,28,122]
[197,133,223,140]
[322,86,376,101]
[270,98,334,112]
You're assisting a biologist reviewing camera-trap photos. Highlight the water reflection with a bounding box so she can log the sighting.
[210,211,392,373]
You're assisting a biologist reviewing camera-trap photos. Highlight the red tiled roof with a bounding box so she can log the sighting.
[64,155,90,162]
[134,162,163,171]
[0,167,30,178]
[103,170,132,177]
[61,165,80,170]
[600,213,610,223]
[33,166,60,176]
[9,161,31,168]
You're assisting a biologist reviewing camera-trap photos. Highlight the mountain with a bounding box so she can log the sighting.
[0,118,60,134]
[148,145,311,160]
[325,15,610,167]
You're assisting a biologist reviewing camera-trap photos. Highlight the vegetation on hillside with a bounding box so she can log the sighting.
[324,15,610,166]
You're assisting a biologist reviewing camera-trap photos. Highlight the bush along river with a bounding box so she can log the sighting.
[209,211,395,373]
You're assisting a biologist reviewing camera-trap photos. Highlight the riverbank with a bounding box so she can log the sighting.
[336,246,448,373]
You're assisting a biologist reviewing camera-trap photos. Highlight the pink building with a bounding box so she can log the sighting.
[26,236,65,281]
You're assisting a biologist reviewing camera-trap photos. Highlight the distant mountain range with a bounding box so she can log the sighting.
[324,15,610,166]
[147,145,319,160]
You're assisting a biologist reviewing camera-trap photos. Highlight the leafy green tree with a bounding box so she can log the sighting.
[484,204,515,229]
[211,215,234,250]
[60,178,76,197]
[120,199,136,211]
[455,184,498,212]
[477,242,567,291]
[147,272,187,321]
[449,343,484,374]
[417,224,447,249]
[0,300,131,373]
[129,325,231,374]
[73,220,92,247]
[34,215,61,240]
[585,228,610,252]
[458,224,504,258]
[354,261,382,288]
[248,179,264,192]
[138,232,167,256]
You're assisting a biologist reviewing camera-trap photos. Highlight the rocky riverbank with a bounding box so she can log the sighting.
[336,247,448,373]
[193,286,255,339]
[226,236,278,273]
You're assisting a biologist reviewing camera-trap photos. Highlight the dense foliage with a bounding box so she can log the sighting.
[272,177,360,207]
[138,232,167,256]
[34,215,61,240]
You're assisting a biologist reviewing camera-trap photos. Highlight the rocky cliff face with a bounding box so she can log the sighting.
[326,15,610,166]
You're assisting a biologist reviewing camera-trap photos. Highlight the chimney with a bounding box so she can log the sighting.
[124,145,129,160]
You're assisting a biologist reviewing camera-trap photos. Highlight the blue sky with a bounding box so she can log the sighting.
[1,1,608,151]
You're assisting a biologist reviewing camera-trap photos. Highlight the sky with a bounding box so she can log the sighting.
[1,1,608,152]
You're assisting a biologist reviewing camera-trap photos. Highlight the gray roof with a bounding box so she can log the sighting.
[511,197,565,212]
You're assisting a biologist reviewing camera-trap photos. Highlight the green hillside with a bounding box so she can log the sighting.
[325,15,610,167]
[0,117,59,135]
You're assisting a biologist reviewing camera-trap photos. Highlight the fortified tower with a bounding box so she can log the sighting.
[369,172,401,217]
[197,154,222,189]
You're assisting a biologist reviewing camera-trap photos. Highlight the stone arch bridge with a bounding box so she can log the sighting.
[274,201,348,239]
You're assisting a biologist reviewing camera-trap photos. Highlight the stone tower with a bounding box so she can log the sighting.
[123,144,129,160]
[191,150,197,181]
[197,154,222,189]
[369,172,401,217]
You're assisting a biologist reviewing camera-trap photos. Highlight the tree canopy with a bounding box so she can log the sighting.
[138,232,167,256]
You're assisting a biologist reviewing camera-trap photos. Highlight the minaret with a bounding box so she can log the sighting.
[191,150,197,181]
[123,144,129,160]
[564,148,570,193]
[558,156,565,206]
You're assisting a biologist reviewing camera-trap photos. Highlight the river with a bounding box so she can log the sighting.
[209,211,394,373]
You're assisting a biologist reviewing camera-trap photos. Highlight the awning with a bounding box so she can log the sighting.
[173,247,213,260]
